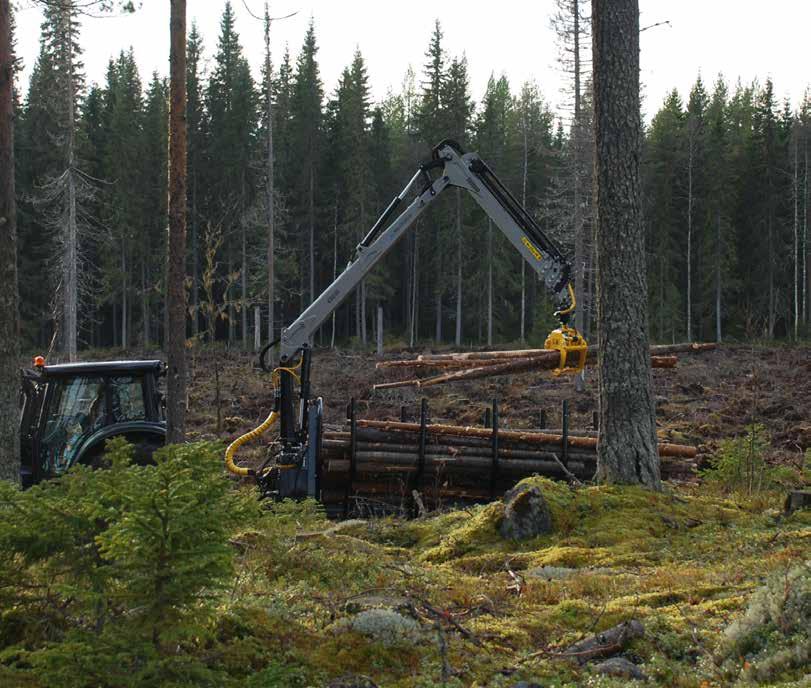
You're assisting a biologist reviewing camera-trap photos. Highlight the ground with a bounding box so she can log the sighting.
[89,342,811,686]
[183,342,811,473]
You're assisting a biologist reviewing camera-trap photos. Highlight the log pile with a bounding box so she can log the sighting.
[373,343,716,390]
[318,417,699,514]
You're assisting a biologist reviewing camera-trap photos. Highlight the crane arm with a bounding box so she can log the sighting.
[246,140,586,496]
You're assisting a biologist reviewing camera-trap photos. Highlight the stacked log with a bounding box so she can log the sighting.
[372,343,716,390]
[318,419,699,513]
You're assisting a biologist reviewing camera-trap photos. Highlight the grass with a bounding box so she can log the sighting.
[219,478,810,687]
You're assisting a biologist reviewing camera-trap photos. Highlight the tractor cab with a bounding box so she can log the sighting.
[20,358,167,488]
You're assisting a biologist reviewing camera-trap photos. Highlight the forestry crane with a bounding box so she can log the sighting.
[225,139,587,499]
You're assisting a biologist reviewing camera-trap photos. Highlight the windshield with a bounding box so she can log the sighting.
[41,376,105,474]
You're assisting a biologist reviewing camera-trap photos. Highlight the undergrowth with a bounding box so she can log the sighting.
[0,453,809,687]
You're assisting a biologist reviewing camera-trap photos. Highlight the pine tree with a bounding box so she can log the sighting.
[685,75,708,341]
[475,74,513,345]
[35,2,88,360]
[141,73,168,348]
[289,19,323,311]
[592,0,660,488]
[417,20,447,342]
[441,56,473,345]
[206,2,257,345]
[102,50,143,349]
[643,89,684,341]
[0,0,20,483]
[186,21,206,340]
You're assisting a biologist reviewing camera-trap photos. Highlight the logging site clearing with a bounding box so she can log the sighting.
[150,341,810,688]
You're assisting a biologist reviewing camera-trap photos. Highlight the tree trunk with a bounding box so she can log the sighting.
[455,188,463,346]
[309,164,315,306]
[331,201,337,348]
[793,133,799,339]
[686,132,694,342]
[241,216,247,347]
[591,0,660,489]
[264,4,275,345]
[572,0,585,390]
[715,206,722,343]
[166,0,188,443]
[63,12,78,361]
[254,304,261,351]
[121,243,128,349]
[191,171,199,339]
[376,303,383,356]
[487,218,493,347]
[141,252,149,348]
[520,105,529,343]
[410,231,418,346]
[0,0,20,484]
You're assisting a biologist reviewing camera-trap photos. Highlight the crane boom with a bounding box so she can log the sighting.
[278,140,575,362]
[242,140,587,499]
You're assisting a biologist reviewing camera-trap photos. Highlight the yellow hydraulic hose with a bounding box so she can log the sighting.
[557,283,577,316]
[224,361,302,477]
[225,410,278,476]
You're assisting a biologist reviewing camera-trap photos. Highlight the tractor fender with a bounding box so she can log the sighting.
[74,421,166,468]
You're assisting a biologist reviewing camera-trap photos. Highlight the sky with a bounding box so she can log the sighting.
[13,0,811,123]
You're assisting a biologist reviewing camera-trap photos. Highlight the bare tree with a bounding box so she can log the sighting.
[592,0,660,489]
[0,0,19,484]
[166,0,187,443]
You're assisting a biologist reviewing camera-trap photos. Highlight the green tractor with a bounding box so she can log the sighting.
[20,358,167,488]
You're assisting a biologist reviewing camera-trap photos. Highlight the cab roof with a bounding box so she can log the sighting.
[40,360,164,378]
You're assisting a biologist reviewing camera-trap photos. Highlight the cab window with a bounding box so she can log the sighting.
[41,376,105,474]
[108,376,147,422]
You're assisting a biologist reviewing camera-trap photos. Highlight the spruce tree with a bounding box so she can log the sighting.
[186,21,206,340]
[289,19,323,311]
[206,1,257,345]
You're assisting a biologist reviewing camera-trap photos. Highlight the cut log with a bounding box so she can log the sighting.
[374,353,678,390]
[355,419,698,458]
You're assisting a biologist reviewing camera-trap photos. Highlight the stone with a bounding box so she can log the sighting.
[499,484,553,540]
[593,657,648,681]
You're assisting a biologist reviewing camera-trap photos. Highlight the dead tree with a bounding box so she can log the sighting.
[592,0,660,488]
[166,0,188,442]
[0,0,19,484]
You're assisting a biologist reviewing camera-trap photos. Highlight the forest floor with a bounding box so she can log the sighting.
[95,342,811,686]
[183,341,811,472]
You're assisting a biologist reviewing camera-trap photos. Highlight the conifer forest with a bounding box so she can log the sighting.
[12,3,811,353]
[0,2,809,687]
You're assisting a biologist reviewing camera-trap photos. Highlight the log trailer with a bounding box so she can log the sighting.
[225,140,588,500]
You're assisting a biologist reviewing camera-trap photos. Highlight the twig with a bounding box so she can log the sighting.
[550,452,585,486]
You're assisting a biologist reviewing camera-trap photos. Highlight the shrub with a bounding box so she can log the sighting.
[701,424,805,495]
[0,438,261,687]
[716,561,811,684]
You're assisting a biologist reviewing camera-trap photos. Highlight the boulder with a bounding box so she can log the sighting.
[499,484,553,540]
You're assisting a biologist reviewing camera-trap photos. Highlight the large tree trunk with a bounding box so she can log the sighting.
[591,0,660,489]
[0,0,20,484]
[166,0,187,443]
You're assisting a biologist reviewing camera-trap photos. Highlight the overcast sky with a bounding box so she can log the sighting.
[13,0,811,122]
